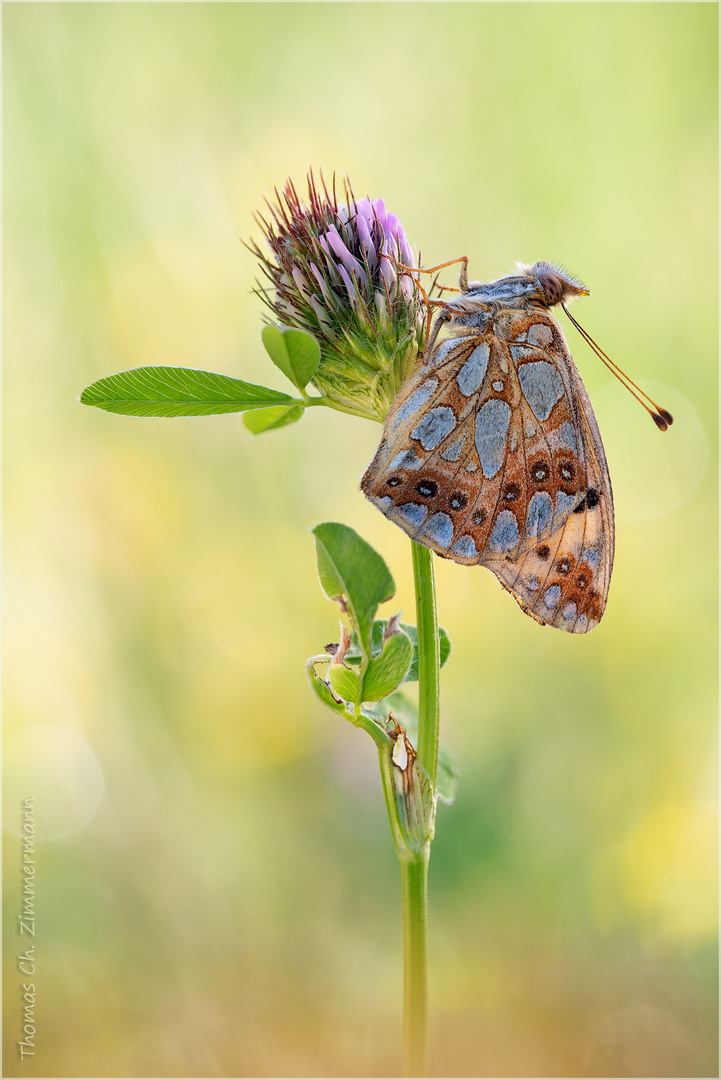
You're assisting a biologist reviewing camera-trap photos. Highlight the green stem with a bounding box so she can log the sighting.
[412,540,441,788]
[393,539,439,1078]
[401,849,430,1077]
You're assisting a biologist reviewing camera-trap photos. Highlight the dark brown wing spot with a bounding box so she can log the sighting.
[449,491,468,511]
[558,459,576,482]
[503,483,521,502]
[575,565,592,590]
[531,461,551,484]
[473,509,486,526]
[536,544,550,560]
[387,476,402,488]
[555,555,575,575]
[415,479,438,498]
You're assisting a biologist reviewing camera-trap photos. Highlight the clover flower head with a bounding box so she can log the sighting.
[249,173,425,422]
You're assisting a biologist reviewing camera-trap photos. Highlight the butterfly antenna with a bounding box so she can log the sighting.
[561,304,674,431]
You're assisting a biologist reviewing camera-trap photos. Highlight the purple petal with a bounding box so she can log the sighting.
[385,212,403,239]
[309,262,334,304]
[356,231,378,277]
[355,211,375,259]
[336,262,361,309]
[292,267,311,297]
[399,275,415,301]
[325,229,370,289]
[310,295,333,330]
[399,235,415,268]
[318,237,341,282]
[379,254,396,288]
[371,198,388,232]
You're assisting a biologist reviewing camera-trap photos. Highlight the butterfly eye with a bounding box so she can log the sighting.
[538,272,564,305]
[448,492,468,510]
[415,479,438,498]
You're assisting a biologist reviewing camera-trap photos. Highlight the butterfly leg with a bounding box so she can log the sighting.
[393,255,469,292]
[422,306,452,360]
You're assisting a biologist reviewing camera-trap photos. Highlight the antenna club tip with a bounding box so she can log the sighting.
[652,412,670,431]
[659,408,674,426]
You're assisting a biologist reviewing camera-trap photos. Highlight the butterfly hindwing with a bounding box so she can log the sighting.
[487,313,614,632]
[361,308,614,634]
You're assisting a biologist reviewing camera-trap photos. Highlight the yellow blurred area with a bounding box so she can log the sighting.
[623,800,719,942]
[3,4,717,1077]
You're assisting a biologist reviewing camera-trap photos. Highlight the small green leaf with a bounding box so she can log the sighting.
[80,367,295,418]
[328,664,360,703]
[345,620,451,684]
[381,690,418,728]
[243,404,305,434]
[436,745,459,806]
[361,630,413,702]
[405,623,452,683]
[312,524,395,659]
[262,326,320,391]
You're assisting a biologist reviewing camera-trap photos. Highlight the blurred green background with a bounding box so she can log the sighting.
[3,4,717,1077]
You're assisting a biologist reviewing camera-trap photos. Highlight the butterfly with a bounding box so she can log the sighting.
[362,260,671,634]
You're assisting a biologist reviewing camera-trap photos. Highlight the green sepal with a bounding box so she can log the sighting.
[361,630,413,702]
[389,739,436,853]
[328,664,360,703]
[311,523,395,660]
[261,326,321,392]
[79,367,295,418]
[346,619,451,685]
[306,662,346,714]
[243,404,305,433]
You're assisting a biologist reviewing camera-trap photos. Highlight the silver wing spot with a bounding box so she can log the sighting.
[527,323,554,346]
[398,503,429,527]
[543,585,561,609]
[423,512,454,547]
[411,407,457,451]
[452,535,478,558]
[395,378,439,422]
[474,399,511,478]
[456,343,490,396]
[517,361,564,421]
[526,492,553,537]
[488,510,519,553]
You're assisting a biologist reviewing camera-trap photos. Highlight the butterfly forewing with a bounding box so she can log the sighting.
[362,307,614,633]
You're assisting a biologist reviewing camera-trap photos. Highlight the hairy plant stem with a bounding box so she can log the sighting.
[412,540,441,789]
[401,539,440,1078]
[400,847,430,1078]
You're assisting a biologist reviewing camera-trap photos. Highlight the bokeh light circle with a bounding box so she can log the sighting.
[3,726,105,841]
[591,381,708,522]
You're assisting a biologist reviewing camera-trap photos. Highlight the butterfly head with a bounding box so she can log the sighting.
[521,261,589,308]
